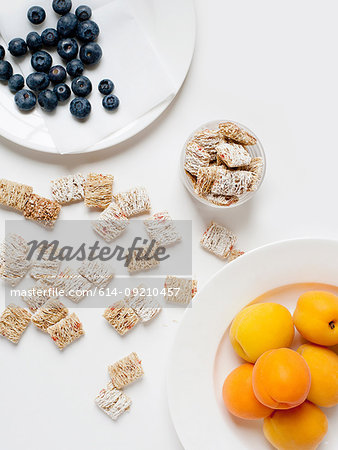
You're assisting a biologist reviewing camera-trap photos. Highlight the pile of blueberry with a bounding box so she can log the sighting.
[0,0,119,120]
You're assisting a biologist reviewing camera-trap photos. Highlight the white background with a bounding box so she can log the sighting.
[1,0,338,449]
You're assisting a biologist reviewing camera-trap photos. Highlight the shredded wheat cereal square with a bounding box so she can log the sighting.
[22,280,59,312]
[84,173,114,209]
[103,301,139,335]
[0,234,31,286]
[211,170,253,196]
[127,244,161,274]
[218,122,256,146]
[184,142,211,176]
[78,260,114,288]
[31,299,68,332]
[95,382,132,421]
[144,212,181,247]
[191,128,220,160]
[243,157,264,192]
[51,173,86,204]
[108,352,144,389]
[92,202,129,242]
[124,284,161,322]
[30,245,61,281]
[0,304,31,344]
[216,141,251,168]
[195,166,227,195]
[47,313,84,350]
[164,276,197,305]
[200,222,237,259]
[23,194,61,227]
[61,268,93,303]
[0,179,33,211]
[113,187,151,217]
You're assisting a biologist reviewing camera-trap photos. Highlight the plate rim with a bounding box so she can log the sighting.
[167,237,338,450]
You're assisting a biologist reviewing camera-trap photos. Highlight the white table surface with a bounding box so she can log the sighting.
[1,0,338,449]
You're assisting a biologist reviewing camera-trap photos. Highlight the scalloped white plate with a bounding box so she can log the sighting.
[0,0,195,153]
[167,239,338,450]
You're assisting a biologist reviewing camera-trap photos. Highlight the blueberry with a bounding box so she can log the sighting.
[15,89,37,111]
[8,38,28,57]
[53,83,71,102]
[0,45,5,60]
[31,51,53,72]
[52,0,72,15]
[71,75,92,97]
[57,38,78,61]
[27,72,50,92]
[0,61,13,81]
[75,5,92,21]
[76,20,99,42]
[98,79,114,95]
[80,42,102,65]
[38,89,58,112]
[102,94,119,111]
[70,97,91,119]
[8,74,25,93]
[41,28,59,47]
[66,58,83,77]
[27,6,46,25]
[26,32,43,52]
[48,65,66,84]
[57,13,78,38]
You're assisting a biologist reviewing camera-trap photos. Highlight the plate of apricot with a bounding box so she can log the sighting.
[167,238,338,450]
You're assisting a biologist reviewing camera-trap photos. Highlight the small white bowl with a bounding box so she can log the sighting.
[180,120,266,208]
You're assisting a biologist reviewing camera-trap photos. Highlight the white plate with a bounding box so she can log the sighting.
[0,0,195,154]
[167,239,338,450]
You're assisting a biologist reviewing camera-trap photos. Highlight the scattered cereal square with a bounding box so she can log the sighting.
[103,301,139,336]
[95,382,132,421]
[144,212,181,247]
[0,234,31,286]
[51,173,86,204]
[61,268,93,303]
[0,179,33,211]
[200,222,237,259]
[84,173,114,209]
[108,352,144,389]
[78,260,114,288]
[113,187,151,217]
[164,276,197,305]
[22,280,59,312]
[23,194,61,228]
[47,313,84,350]
[30,244,61,282]
[124,285,161,322]
[127,244,161,274]
[31,299,69,332]
[0,304,31,344]
[92,202,129,242]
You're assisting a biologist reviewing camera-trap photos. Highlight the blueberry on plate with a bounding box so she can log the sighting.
[27,72,50,92]
[26,32,43,52]
[41,28,59,47]
[98,79,114,95]
[31,51,53,72]
[70,97,91,119]
[75,5,92,21]
[38,89,58,112]
[0,45,5,60]
[8,74,25,93]
[27,6,46,25]
[76,20,99,42]
[57,13,78,38]
[102,94,119,111]
[80,42,102,65]
[57,38,78,61]
[0,61,13,81]
[8,38,28,57]
[53,83,71,101]
[71,75,92,97]
[52,0,72,15]
[15,89,37,111]
[66,58,83,77]
[48,65,67,84]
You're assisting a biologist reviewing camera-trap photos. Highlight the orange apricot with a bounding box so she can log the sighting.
[222,363,274,419]
[252,348,311,409]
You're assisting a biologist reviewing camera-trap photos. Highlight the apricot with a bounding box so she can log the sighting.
[263,401,328,450]
[297,343,338,407]
[252,348,311,409]
[222,363,273,419]
[293,291,338,346]
[230,303,294,363]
